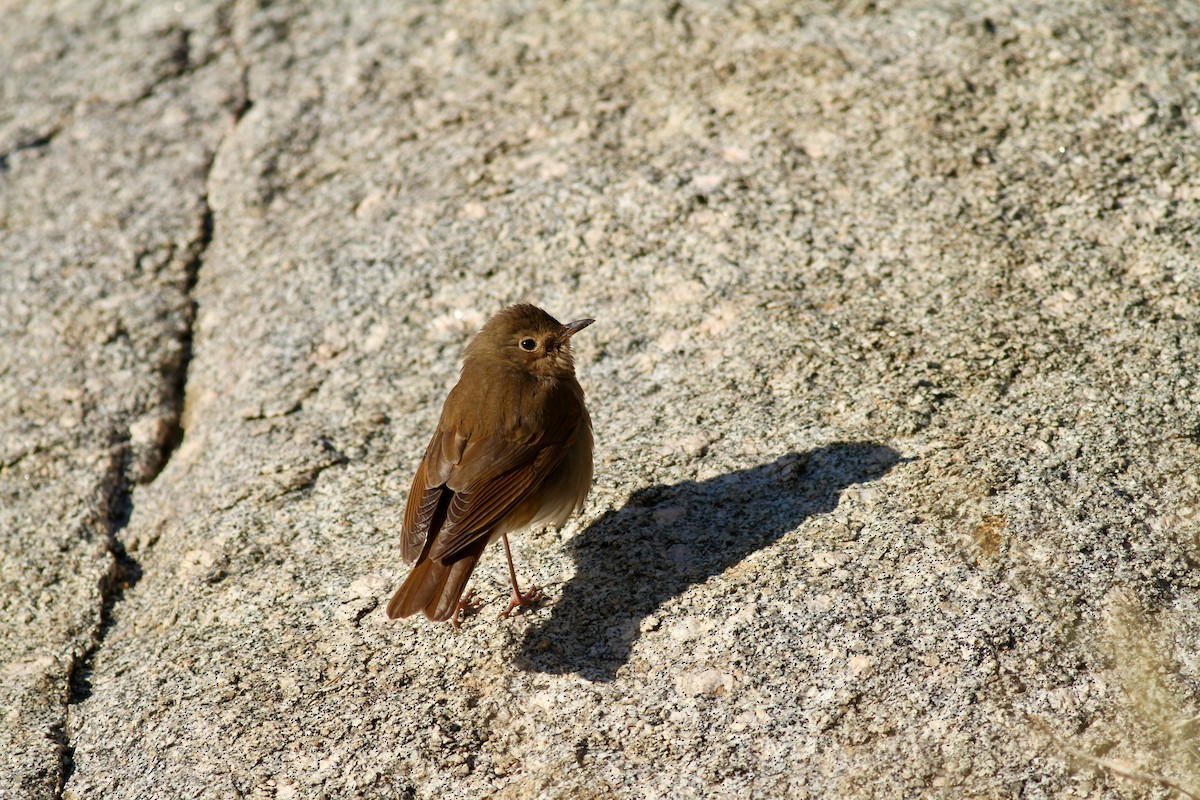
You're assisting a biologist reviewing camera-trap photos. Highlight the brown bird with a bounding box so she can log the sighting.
[386,304,594,625]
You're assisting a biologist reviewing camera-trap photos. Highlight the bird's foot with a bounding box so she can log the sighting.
[500,585,544,619]
[451,589,485,629]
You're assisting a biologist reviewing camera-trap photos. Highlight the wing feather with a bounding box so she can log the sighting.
[400,429,466,562]
[399,371,584,565]
[428,441,570,561]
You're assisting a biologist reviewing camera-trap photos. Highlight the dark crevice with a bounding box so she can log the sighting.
[13,129,59,152]
[55,21,255,797]
[232,61,255,124]
[48,722,70,798]
[160,204,212,464]
[56,443,144,800]
[122,27,216,110]
[0,125,64,172]
[155,52,251,469]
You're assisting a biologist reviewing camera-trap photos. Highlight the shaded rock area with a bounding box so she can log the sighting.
[2,1,1198,798]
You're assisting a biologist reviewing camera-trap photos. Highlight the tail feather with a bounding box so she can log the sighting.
[386,557,445,620]
[387,536,488,621]
[428,552,481,621]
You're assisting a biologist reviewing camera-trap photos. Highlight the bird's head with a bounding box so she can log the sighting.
[465,304,594,379]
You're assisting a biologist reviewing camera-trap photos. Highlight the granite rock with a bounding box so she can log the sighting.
[2,1,1198,798]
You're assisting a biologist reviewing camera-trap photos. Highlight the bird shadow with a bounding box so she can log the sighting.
[516,441,903,681]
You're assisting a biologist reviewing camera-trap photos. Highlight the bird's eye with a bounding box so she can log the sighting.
[519,338,538,351]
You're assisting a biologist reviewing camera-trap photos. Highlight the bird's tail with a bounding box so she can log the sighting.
[386,538,487,622]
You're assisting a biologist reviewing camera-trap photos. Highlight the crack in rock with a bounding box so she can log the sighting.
[53,36,256,800]
[157,204,212,471]
[0,125,64,172]
[55,441,143,799]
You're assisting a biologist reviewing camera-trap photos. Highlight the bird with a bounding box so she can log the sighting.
[386,304,594,625]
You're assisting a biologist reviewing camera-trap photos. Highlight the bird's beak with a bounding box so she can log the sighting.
[560,318,595,339]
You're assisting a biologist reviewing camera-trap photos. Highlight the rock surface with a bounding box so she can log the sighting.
[2,1,1198,798]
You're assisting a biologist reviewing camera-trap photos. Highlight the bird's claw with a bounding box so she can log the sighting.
[451,589,485,629]
[500,585,544,619]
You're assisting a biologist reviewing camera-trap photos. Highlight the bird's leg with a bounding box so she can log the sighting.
[451,588,485,629]
[500,533,544,618]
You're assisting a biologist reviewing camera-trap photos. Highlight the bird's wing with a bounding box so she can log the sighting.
[402,368,584,564]
[400,428,466,563]
[426,432,572,561]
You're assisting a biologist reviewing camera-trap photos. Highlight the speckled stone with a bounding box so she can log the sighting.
[3,1,1199,799]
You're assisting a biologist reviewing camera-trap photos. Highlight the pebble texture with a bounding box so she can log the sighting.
[2,1,1198,798]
